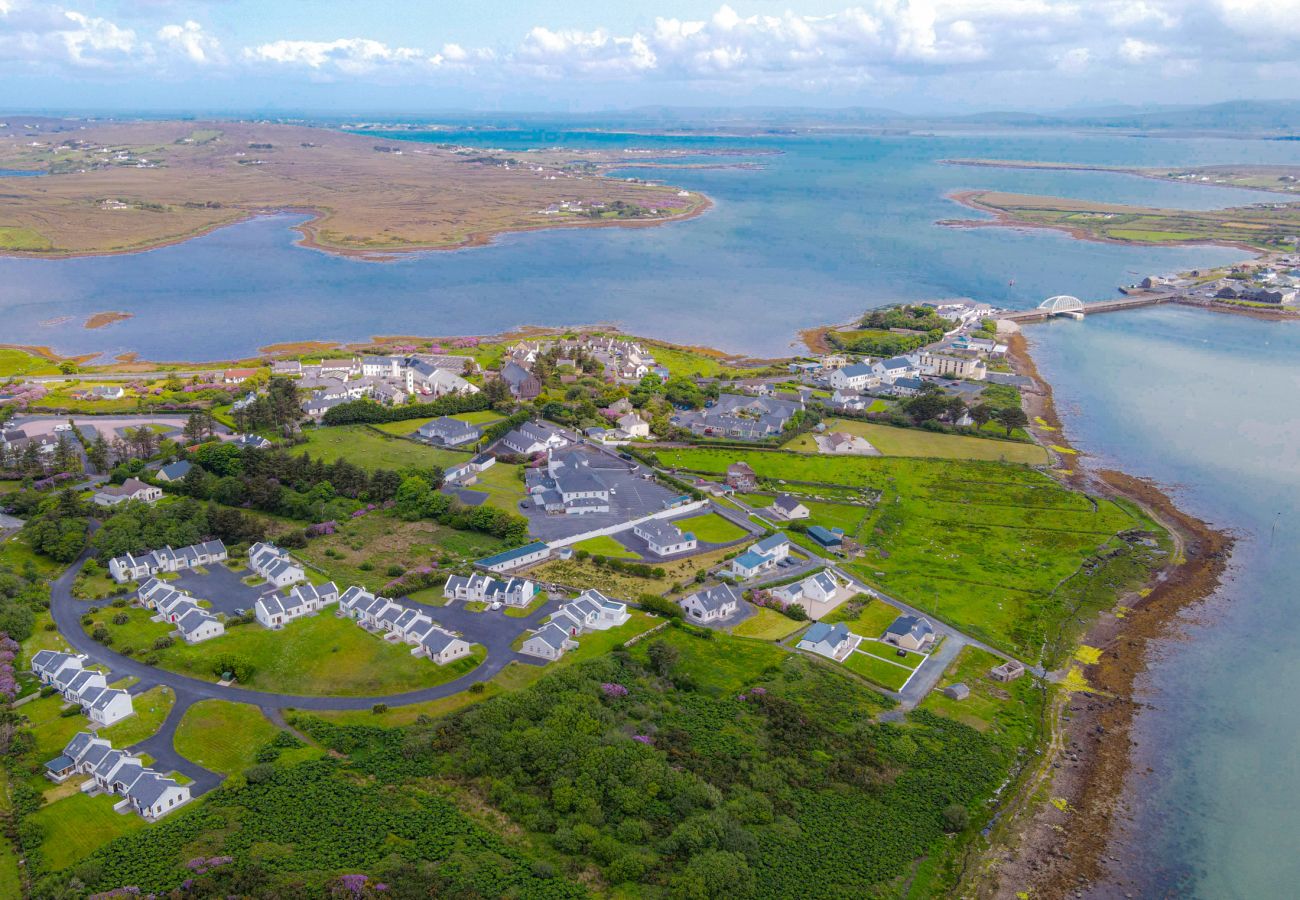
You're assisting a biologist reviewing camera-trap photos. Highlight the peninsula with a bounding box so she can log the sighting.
[0,119,709,259]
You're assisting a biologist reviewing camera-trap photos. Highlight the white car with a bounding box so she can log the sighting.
[489,601,503,611]
[53,423,73,433]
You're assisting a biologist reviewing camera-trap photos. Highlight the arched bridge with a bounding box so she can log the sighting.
[1002,292,1175,323]
[1038,295,1084,318]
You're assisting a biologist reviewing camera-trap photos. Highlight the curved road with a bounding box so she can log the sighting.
[50,549,548,711]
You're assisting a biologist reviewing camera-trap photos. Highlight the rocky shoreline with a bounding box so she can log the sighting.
[968,330,1233,899]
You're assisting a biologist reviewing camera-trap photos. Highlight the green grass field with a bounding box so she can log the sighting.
[173,699,280,775]
[0,225,53,251]
[857,640,926,670]
[918,645,1041,744]
[28,790,146,872]
[841,649,913,691]
[100,686,174,747]
[89,607,484,696]
[572,534,641,559]
[659,449,1144,662]
[730,608,806,641]
[462,461,527,513]
[0,347,61,376]
[821,597,903,637]
[296,425,471,471]
[787,419,1048,464]
[673,511,748,543]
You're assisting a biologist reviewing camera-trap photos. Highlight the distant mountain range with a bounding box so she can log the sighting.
[429,100,1300,135]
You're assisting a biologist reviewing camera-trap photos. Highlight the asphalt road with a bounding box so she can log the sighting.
[50,549,553,712]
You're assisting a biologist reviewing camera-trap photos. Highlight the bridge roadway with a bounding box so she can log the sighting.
[1003,291,1177,322]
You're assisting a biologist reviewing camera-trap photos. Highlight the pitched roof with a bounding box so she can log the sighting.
[476,541,548,569]
[528,622,573,651]
[685,583,739,613]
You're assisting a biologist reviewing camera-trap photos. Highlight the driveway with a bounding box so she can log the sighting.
[170,564,266,617]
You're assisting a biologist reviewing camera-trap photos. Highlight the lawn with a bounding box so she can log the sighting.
[304,682,502,728]
[673,511,748,543]
[742,494,872,537]
[0,347,60,377]
[88,607,485,696]
[297,510,506,592]
[296,425,471,471]
[22,693,92,762]
[857,639,926,670]
[788,419,1048,465]
[572,534,641,559]
[841,649,914,692]
[730,608,806,641]
[100,686,174,747]
[173,699,281,775]
[28,790,146,873]
[0,532,64,579]
[822,596,903,638]
[462,460,527,513]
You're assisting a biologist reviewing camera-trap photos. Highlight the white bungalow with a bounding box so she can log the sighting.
[548,589,630,635]
[679,584,741,624]
[520,622,577,661]
[414,628,473,665]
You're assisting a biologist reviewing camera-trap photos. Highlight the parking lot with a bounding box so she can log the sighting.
[518,449,681,542]
[170,562,267,616]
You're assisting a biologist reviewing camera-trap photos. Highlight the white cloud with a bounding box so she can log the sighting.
[1118,37,1162,63]
[157,20,222,66]
[242,38,433,75]
[1055,46,1090,73]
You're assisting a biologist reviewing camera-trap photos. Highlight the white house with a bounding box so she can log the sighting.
[729,534,792,580]
[797,621,861,661]
[289,581,339,610]
[337,585,375,616]
[414,627,473,665]
[633,520,697,556]
[123,772,192,820]
[59,669,106,703]
[248,542,306,588]
[499,421,568,456]
[548,589,630,635]
[768,495,810,520]
[520,622,578,661]
[475,541,551,573]
[444,573,536,607]
[826,362,880,392]
[679,584,741,624]
[43,731,108,782]
[92,478,162,507]
[616,411,651,438]
[176,608,224,643]
[30,650,85,685]
[772,570,840,607]
[80,686,134,726]
[884,615,936,652]
[108,540,227,583]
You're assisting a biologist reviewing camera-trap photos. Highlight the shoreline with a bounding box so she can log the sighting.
[967,326,1234,898]
[942,157,1300,197]
[941,189,1266,256]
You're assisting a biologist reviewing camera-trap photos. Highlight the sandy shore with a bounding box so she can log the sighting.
[967,330,1233,899]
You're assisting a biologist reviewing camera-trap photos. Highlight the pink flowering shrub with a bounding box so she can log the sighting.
[601,682,628,699]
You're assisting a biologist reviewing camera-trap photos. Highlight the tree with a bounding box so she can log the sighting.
[969,403,994,428]
[994,406,1029,436]
[85,433,111,473]
[942,803,970,832]
[647,640,680,677]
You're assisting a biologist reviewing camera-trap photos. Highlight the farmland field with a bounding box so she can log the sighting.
[786,418,1048,465]
[658,448,1150,662]
[296,425,471,471]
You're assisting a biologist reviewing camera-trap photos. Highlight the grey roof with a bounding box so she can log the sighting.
[771,494,804,513]
[44,754,74,772]
[636,519,687,545]
[686,583,739,614]
[80,743,112,768]
[883,356,912,369]
[177,609,215,633]
[158,460,192,480]
[126,772,179,808]
[802,621,851,649]
[885,615,934,640]
[528,622,573,651]
[752,533,789,556]
[421,629,459,655]
[418,416,480,441]
[63,731,98,760]
[839,362,875,377]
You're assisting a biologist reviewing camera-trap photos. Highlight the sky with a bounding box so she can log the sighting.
[1,0,1299,115]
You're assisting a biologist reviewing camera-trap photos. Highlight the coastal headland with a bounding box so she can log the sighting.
[0,118,711,260]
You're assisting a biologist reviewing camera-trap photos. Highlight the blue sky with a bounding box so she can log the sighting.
[2,0,1298,114]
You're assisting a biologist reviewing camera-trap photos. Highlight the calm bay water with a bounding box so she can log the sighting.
[0,128,1290,361]
[1029,307,1300,899]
